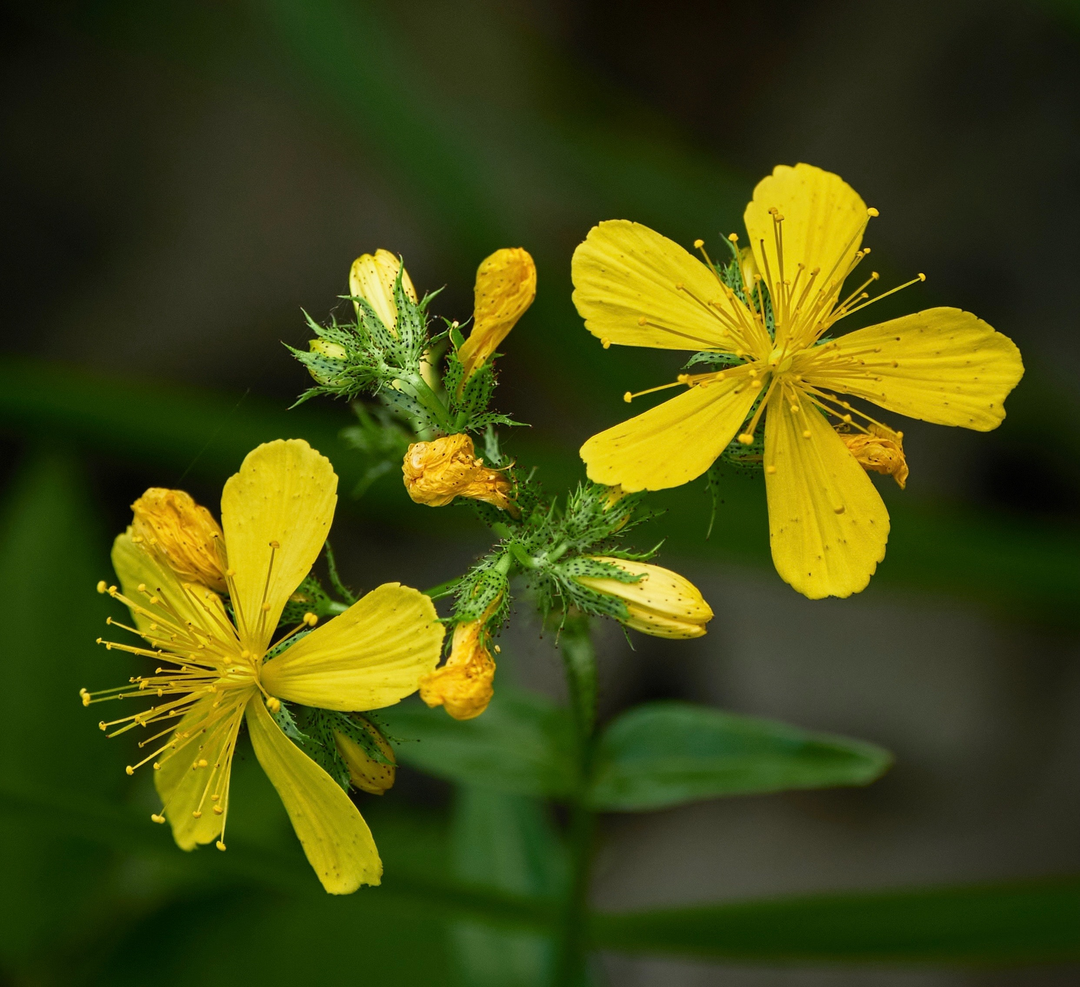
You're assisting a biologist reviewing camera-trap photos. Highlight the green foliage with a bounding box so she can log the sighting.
[589,877,1080,963]
[449,788,565,987]
[587,702,892,811]
[380,692,577,799]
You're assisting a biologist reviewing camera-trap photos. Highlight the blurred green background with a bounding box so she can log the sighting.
[2,0,1080,984]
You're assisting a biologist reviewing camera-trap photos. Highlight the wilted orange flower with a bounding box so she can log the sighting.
[402,433,517,515]
[419,620,496,720]
[842,425,909,489]
[130,488,226,593]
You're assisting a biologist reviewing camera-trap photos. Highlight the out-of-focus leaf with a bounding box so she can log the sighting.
[380,692,576,799]
[588,877,1080,963]
[450,788,565,987]
[0,453,130,978]
[5,776,1080,965]
[588,702,892,812]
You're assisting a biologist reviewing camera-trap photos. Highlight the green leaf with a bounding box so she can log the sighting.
[588,877,1080,963]
[380,691,576,799]
[450,788,566,987]
[587,702,891,811]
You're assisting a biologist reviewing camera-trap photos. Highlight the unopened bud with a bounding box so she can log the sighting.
[131,489,226,593]
[305,338,348,385]
[349,249,417,332]
[457,247,536,386]
[403,434,517,516]
[334,720,396,795]
[419,621,495,720]
[841,425,908,489]
[576,556,713,639]
[738,246,759,295]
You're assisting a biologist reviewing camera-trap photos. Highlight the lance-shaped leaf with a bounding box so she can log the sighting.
[588,701,891,811]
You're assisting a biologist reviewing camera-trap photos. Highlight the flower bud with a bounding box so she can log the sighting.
[402,434,517,515]
[457,247,536,384]
[130,489,226,593]
[738,246,760,298]
[842,425,908,489]
[333,720,396,795]
[576,556,713,639]
[305,338,348,385]
[349,249,417,332]
[419,621,496,720]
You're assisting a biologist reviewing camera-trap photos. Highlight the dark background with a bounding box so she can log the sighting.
[2,1,1079,984]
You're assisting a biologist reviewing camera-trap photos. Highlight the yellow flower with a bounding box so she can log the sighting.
[457,247,537,384]
[349,249,417,330]
[130,488,227,594]
[419,620,496,720]
[575,557,713,639]
[402,433,517,515]
[573,163,1024,599]
[334,720,396,795]
[82,439,444,894]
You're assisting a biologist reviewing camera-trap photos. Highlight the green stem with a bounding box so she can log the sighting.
[423,575,464,601]
[552,612,599,985]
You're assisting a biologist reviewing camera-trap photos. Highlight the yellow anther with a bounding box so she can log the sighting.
[675,282,684,290]
[303,612,318,627]
[802,430,812,439]
[192,810,202,818]
[918,273,926,281]
[197,758,208,768]
[494,644,502,654]
[98,721,107,731]
[765,465,777,475]
[269,539,280,549]
[737,433,754,445]
[601,338,611,349]
[727,233,739,242]
[213,805,224,816]
[693,238,705,249]
[148,596,159,606]
[216,841,226,851]
[867,207,879,217]
[261,602,271,612]
[137,583,147,593]
[623,392,633,404]
[834,505,846,514]
[96,580,107,594]
[211,794,219,801]
[638,315,647,326]
[153,763,160,770]
[226,568,236,577]
[266,696,281,713]
[125,766,134,776]
[151,813,165,823]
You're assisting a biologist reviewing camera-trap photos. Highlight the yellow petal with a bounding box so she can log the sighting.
[220,440,337,654]
[572,220,763,354]
[802,307,1024,430]
[349,249,416,331]
[246,698,381,893]
[580,374,759,492]
[744,164,868,340]
[154,694,247,851]
[765,388,890,599]
[457,247,536,381]
[112,530,231,642]
[260,583,444,711]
